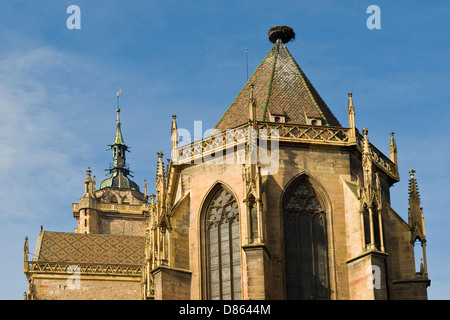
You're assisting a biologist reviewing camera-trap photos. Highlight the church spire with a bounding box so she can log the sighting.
[114,106,125,145]
[99,92,140,191]
[110,100,128,174]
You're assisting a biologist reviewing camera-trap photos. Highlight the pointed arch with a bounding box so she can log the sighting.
[122,196,130,204]
[200,182,242,300]
[110,195,118,204]
[281,172,332,300]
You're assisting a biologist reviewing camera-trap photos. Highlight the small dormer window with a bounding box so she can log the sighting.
[306,116,322,126]
[270,114,285,123]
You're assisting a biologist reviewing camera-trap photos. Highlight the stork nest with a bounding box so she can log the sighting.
[268,26,295,44]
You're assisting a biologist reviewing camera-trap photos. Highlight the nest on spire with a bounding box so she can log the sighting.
[268,25,295,44]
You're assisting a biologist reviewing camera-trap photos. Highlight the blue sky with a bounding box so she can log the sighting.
[0,0,449,300]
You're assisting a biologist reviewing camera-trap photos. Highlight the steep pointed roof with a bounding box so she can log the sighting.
[114,107,126,145]
[215,27,341,130]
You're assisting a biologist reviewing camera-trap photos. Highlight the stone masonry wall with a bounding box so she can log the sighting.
[31,275,141,300]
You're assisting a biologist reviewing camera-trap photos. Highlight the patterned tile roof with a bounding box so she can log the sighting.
[35,231,145,265]
[215,39,341,130]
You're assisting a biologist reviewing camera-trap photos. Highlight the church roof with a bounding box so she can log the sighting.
[34,231,145,265]
[215,28,341,130]
[99,170,140,191]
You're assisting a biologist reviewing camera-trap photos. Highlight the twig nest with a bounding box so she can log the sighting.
[268,26,295,44]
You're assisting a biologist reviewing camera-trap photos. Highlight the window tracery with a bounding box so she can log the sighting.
[283,178,329,300]
[204,186,241,300]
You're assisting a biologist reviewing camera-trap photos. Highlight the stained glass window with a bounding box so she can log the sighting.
[205,187,241,300]
[283,178,329,300]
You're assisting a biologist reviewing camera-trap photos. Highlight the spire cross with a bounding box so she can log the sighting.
[409,169,416,179]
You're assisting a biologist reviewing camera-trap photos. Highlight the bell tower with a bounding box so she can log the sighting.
[73,92,150,236]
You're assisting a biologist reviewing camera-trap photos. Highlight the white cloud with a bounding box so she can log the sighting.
[0,47,90,221]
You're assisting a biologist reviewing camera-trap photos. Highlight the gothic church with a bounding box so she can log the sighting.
[23,26,430,300]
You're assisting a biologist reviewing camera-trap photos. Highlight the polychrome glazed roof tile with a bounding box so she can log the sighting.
[35,231,145,265]
[215,39,341,130]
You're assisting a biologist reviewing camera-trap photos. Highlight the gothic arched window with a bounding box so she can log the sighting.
[283,177,330,300]
[203,185,241,300]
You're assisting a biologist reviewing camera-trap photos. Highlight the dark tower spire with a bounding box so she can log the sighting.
[99,92,140,191]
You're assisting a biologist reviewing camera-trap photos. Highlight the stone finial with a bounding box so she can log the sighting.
[409,169,416,179]
[389,132,398,173]
[362,128,368,136]
[156,151,165,178]
[171,115,179,163]
[24,237,29,273]
[24,237,28,254]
